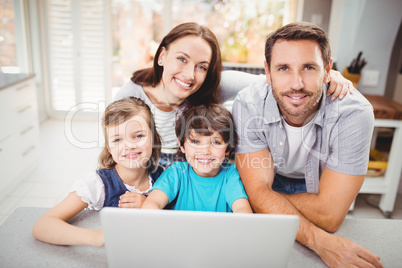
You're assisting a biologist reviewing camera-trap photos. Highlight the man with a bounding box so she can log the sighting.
[232,22,382,267]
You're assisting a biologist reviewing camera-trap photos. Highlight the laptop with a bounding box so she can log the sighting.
[100,208,299,268]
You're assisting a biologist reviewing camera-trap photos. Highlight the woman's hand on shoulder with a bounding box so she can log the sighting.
[118,191,146,208]
[327,69,354,101]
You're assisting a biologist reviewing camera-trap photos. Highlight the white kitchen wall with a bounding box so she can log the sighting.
[333,0,402,95]
[301,0,332,33]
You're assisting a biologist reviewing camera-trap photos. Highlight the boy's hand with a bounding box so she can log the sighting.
[119,191,146,208]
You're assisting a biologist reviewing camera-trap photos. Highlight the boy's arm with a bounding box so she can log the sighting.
[232,198,253,213]
[32,192,104,247]
[141,189,169,209]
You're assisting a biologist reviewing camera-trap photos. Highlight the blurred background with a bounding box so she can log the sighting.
[0,0,401,223]
[1,0,401,119]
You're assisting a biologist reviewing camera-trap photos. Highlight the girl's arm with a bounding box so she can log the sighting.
[119,191,146,208]
[32,192,104,247]
[232,198,253,213]
[141,189,169,209]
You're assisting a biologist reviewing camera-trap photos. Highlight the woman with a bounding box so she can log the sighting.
[115,22,222,167]
[115,22,352,168]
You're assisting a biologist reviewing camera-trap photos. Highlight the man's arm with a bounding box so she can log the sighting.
[236,149,324,247]
[282,99,374,232]
[236,149,382,268]
[281,168,364,232]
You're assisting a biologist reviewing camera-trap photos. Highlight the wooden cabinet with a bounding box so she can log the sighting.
[0,75,39,201]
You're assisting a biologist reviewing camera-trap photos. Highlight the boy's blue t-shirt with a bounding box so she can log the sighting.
[151,161,248,212]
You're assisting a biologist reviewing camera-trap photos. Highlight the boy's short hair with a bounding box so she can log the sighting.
[175,104,237,152]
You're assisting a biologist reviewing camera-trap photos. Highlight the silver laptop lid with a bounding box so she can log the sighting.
[101,208,299,268]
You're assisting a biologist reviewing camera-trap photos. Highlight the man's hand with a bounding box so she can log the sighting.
[236,151,382,268]
[119,191,146,208]
[312,230,383,268]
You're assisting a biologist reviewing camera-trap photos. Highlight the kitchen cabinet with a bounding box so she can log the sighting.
[0,74,39,201]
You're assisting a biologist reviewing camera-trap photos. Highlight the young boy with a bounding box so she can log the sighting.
[142,104,252,213]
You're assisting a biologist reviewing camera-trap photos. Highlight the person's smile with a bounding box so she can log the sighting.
[195,156,215,165]
[284,90,313,106]
[122,152,141,160]
[174,77,192,90]
[286,94,308,105]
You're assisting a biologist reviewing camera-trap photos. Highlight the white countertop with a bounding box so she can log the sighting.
[1,207,401,267]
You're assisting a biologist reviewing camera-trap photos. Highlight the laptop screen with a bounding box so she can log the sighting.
[101,208,299,268]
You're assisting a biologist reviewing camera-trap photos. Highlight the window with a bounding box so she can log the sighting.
[0,0,29,73]
[110,0,297,94]
[45,0,108,112]
[0,0,18,72]
[41,0,296,115]
[110,0,164,90]
[170,0,297,64]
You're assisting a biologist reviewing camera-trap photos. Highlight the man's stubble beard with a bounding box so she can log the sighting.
[271,78,323,118]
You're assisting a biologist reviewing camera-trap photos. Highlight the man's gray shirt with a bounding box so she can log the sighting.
[232,79,374,193]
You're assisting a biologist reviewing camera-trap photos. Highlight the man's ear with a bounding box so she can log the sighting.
[264,60,272,85]
[324,59,333,83]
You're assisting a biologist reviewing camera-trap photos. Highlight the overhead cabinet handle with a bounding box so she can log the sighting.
[18,105,32,114]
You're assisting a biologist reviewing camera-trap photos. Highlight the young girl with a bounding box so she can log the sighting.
[142,104,252,213]
[32,97,163,247]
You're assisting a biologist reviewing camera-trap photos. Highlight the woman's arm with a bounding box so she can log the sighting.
[141,189,169,209]
[220,70,265,102]
[32,192,104,247]
[327,69,354,100]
